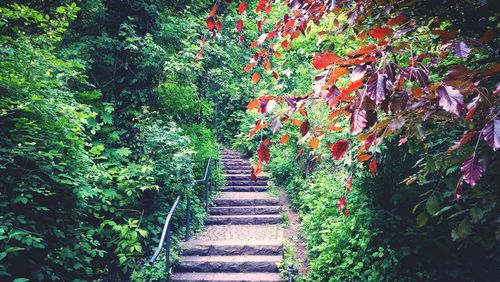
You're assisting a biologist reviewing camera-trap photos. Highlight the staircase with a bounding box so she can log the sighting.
[172,148,283,282]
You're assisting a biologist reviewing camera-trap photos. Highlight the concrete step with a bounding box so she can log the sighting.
[206,214,281,225]
[176,255,281,272]
[223,163,252,168]
[222,186,268,192]
[172,272,282,282]
[226,180,268,186]
[225,175,269,181]
[181,240,282,256]
[210,206,280,215]
[223,169,253,174]
[214,192,279,206]
[220,156,248,162]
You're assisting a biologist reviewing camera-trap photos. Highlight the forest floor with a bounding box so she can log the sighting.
[278,188,309,276]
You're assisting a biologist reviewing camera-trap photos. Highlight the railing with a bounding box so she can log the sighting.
[148,158,213,279]
[288,263,298,282]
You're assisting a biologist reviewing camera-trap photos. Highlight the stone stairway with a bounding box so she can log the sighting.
[172,148,283,282]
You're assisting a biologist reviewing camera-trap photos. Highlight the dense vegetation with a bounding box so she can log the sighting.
[222,0,499,281]
[0,1,253,280]
[1,0,498,281]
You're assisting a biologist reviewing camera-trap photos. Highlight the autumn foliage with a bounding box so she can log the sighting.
[198,0,498,216]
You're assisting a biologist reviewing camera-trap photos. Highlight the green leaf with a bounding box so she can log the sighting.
[0,252,6,261]
[5,247,25,253]
[425,195,440,216]
[13,278,30,282]
[416,212,428,227]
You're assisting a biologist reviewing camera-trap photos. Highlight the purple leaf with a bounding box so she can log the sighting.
[437,85,463,115]
[460,155,484,187]
[350,65,366,81]
[389,91,409,113]
[401,67,429,86]
[288,0,302,11]
[384,63,396,82]
[482,117,500,151]
[367,73,387,103]
[350,108,367,134]
[455,41,471,59]
[284,97,297,111]
[259,98,269,114]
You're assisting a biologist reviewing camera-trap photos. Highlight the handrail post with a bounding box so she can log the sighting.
[165,225,171,278]
[185,194,190,241]
[204,180,209,212]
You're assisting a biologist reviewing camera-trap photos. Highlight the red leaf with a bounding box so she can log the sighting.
[281,134,290,144]
[346,174,353,193]
[299,120,310,136]
[437,85,463,116]
[238,1,247,14]
[251,72,261,84]
[399,137,408,145]
[312,52,341,70]
[461,155,484,187]
[249,119,267,137]
[257,142,271,163]
[250,168,257,182]
[482,117,500,151]
[243,63,255,73]
[357,153,372,162]
[236,19,244,32]
[194,49,203,62]
[350,109,368,135]
[481,64,500,77]
[328,67,350,84]
[388,15,408,26]
[341,79,363,96]
[369,157,377,175]
[206,17,216,30]
[349,44,377,57]
[306,137,318,149]
[364,133,376,151]
[331,140,349,160]
[247,98,260,110]
[337,196,347,211]
[272,71,279,79]
[368,26,393,39]
[209,4,218,17]
[447,131,477,154]
[343,209,350,217]
[215,20,222,31]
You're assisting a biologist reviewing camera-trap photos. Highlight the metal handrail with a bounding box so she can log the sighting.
[149,195,181,271]
[147,157,213,278]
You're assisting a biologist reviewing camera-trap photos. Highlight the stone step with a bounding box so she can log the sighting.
[221,155,245,159]
[225,175,269,181]
[223,163,252,167]
[206,214,281,225]
[223,166,253,170]
[222,186,268,192]
[226,180,268,186]
[181,240,282,256]
[176,255,281,272]
[223,169,253,174]
[172,272,282,282]
[210,206,280,215]
[214,192,279,206]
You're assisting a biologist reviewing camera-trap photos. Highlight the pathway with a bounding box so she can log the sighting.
[172,148,283,281]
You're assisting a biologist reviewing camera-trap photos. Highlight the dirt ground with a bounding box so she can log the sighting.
[278,188,309,276]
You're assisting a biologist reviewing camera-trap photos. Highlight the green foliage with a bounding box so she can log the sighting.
[1,1,228,280]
